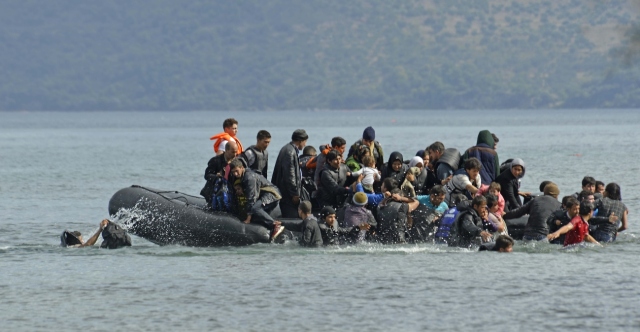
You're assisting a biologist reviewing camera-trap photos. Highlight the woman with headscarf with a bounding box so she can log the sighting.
[380,151,408,186]
[408,155,429,195]
[495,158,527,212]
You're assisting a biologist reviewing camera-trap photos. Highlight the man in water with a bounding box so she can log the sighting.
[61,219,109,247]
[547,200,601,247]
[451,195,493,247]
[503,183,562,241]
[241,130,271,178]
[415,185,449,214]
[546,197,580,245]
[572,176,596,199]
[479,234,514,252]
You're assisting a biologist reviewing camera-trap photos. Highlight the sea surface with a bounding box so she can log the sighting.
[1,109,639,331]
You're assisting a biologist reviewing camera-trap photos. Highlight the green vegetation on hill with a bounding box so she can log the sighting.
[1,0,639,110]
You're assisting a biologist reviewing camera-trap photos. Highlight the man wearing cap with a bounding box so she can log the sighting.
[343,192,377,242]
[272,129,308,218]
[347,126,384,169]
[503,182,562,241]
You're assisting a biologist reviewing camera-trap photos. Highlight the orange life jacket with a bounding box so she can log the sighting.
[305,144,331,170]
[210,132,243,155]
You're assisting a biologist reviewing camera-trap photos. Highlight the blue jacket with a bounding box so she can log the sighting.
[462,130,499,185]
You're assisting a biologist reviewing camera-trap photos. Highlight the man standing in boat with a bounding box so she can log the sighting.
[347,126,384,169]
[229,159,285,241]
[210,118,243,156]
[272,129,308,218]
[240,130,271,178]
[200,141,238,207]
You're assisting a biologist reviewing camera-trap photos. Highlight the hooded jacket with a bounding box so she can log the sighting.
[380,152,408,184]
[463,130,499,185]
[496,158,526,211]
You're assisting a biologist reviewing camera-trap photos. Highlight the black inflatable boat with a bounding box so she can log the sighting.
[108,185,291,246]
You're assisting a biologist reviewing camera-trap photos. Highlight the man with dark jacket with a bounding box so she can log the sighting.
[462,130,500,186]
[546,197,580,245]
[318,206,369,245]
[496,158,527,212]
[347,126,384,169]
[297,201,323,247]
[230,159,284,240]
[317,150,353,209]
[376,190,410,244]
[313,136,347,186]
[503,183,562,241]
[452,195,493,247]
[272,129,308,218]
[200,141,238,205]
[240,130,271,178]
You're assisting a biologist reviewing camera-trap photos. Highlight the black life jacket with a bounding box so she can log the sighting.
[318,165,350,208]
[413,168,428,195]
[376,201,408,244]
[407,204,441,243]
[101,221,132,249]
[242,145,268,177]
[436,148,461,172]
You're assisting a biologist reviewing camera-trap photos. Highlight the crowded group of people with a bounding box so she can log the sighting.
[200,118,629,251]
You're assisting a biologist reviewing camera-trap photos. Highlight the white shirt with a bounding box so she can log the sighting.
[352,167,380,186]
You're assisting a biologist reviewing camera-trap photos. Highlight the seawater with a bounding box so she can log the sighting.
[1,110,639,331]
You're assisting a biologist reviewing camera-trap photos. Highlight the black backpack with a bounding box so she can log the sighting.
[101,221,132,249]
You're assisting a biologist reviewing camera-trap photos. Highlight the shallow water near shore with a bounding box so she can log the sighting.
[1,110,640,331]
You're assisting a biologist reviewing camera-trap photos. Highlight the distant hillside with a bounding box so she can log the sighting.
[1,0,639,110]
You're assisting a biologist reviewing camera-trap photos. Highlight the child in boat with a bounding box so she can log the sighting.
[233,179,248,221]
[477,182,505,216]
[400,167,420,198]
[351,155,380,193]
